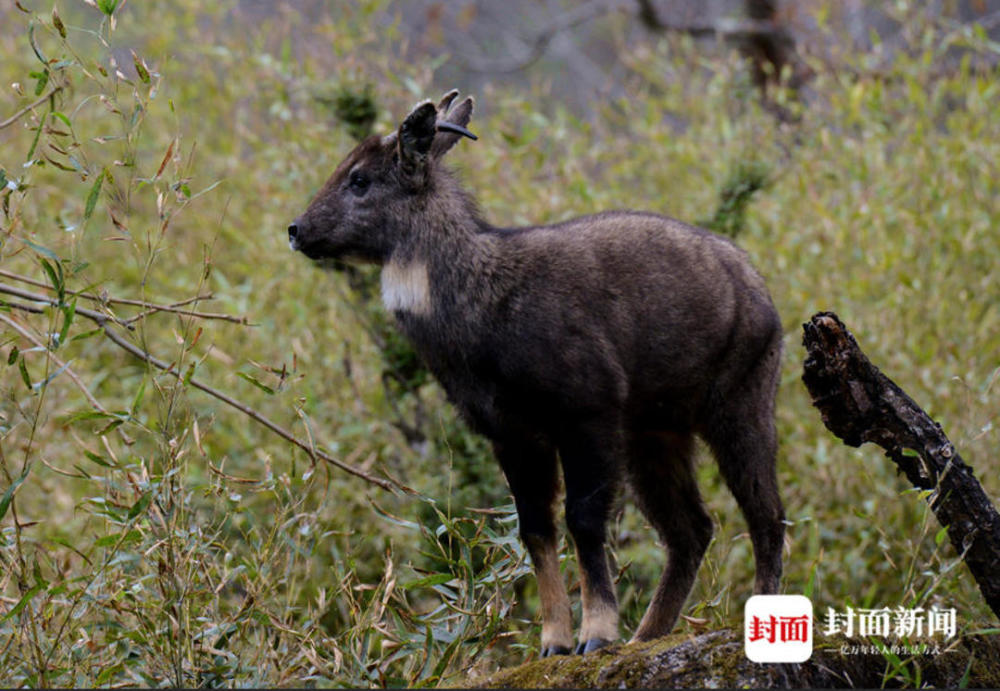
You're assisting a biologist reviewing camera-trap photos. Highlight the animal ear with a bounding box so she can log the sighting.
[431,94,476,159]
[436,89,460,114]
[397,100,438,188]
[397,94,478,187]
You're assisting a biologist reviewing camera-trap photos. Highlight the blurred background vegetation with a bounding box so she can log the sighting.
[0,0,998,686]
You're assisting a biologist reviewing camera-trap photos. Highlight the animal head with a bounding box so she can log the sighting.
[287,90,477,262]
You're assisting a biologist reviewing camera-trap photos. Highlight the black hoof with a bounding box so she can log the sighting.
[575,638,613,655]
[541,645,571,658]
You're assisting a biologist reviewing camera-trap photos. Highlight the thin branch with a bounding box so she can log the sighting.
[0,280,401,492]
[1,300,45,315]
[0,312,110,415]
[0,269,249,325]
[0,87,63,130]
[98,325,398,490]
[0,282,134,330]
[121,304,250,326]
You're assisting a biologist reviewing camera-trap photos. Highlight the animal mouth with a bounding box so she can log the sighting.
[298,245,324,259]
[291,239,334,261]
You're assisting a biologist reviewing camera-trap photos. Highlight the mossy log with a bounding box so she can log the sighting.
[801,312,1000,619]
[461,630,1000,688]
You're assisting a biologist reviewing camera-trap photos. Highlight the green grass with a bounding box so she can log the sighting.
[0,1,998,686]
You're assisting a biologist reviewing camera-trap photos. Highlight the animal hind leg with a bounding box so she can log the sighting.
[702,349,785,595]
[627,430,714,642]
[494,435,573,657]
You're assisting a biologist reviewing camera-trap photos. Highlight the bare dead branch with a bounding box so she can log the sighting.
[0,87,63,130]
[802,312,1000,619]
[120,303,251,326]
[0,269,249,325]
[0,282,135,330]
[0,300,45,315]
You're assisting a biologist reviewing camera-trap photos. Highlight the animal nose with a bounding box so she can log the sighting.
[288,222,303,251]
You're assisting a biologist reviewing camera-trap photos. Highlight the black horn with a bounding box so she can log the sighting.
[436,120,478,141]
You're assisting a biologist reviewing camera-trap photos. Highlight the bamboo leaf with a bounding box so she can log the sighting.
[84,450,116,468]
[130,376,146,415]
[32,559,47,587]
[132,51,150,84]
[57,297,76,346]
[67,410,117,422]
[95,663,123,686]
[22,239,59,261]
[95,0,118,16]
[371,501,420,530]
[236,371,275,395]
[28,23,47,64]
[0,463,31,522]
[402,573,451,590]
[0,583,43,623]
[430,635,462,681]
[18,356,32,390]
[127,491,152,520]
[29,69,49,96]
[83,168,106,223]
[50,111,71,128]
[25,116,45,162]
[41,152,76,171]
[94,533,120,548]
[38,256,64,302]
[69,327,102,343]
[95,417,124,436]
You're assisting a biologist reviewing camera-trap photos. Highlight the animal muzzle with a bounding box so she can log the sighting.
[287,221,301,251]
[287,218,335,260]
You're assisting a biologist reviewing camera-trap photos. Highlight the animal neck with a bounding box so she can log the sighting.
[380,203,502,323]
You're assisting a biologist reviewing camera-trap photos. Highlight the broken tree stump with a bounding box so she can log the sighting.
[802,312,1000,619]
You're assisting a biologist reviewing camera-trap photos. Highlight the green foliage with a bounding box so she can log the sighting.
[699,159,771,238]
[0,1,998,687]
[319,82,380,142]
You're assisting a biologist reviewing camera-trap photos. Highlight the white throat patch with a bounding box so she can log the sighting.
[381,260,432,315]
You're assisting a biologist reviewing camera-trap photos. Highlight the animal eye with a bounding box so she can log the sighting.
[348,170,371,196]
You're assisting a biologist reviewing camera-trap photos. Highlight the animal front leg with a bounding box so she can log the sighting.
[559,420,624,654]
[573,541,618,653]
[523,533,573,656]
[494,436,573,657]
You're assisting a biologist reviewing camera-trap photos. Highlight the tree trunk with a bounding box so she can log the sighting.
[741,0,795,88]
[801,311,1000,619]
